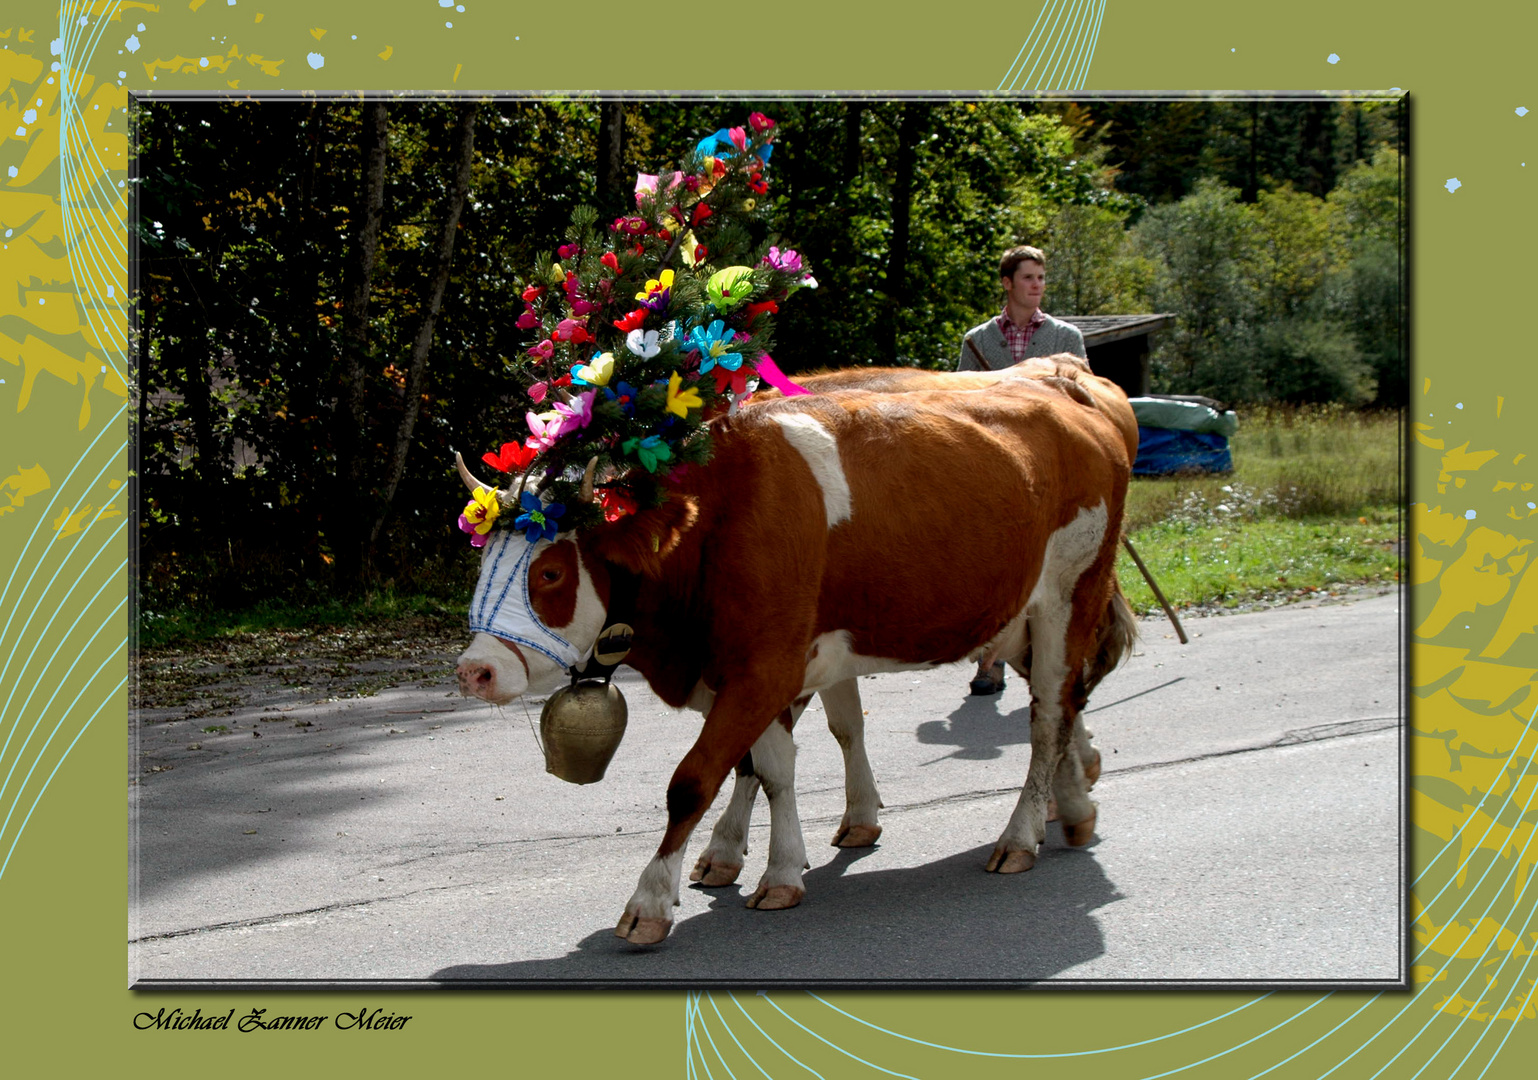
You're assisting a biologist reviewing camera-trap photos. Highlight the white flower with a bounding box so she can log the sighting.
[625,328,660,359]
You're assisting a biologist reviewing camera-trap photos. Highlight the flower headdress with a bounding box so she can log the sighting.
[457,113,813,544]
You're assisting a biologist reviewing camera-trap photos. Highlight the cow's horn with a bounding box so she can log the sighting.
[579,456,600,504]
[456,451,490,493]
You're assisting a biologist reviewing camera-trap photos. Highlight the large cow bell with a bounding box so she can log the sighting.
[538,680,628,785]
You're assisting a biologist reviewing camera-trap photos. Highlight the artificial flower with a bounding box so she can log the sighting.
[706,266,755,310]
[603,381,639,415]
[685,319,740,373]
[728,126,748,152]
[635,171,686,203]
[665,371,704,418]
[599,487,638,523]
[482,441,538,474]
[572,352,616,387]
[693,243,709,265]
[527,339,555,360]
[636,268,674,312]
[622,434,674,473]
[614,308,649,333]
[625,328,661,359]
[458,486,501,547]
[526,411,565,451]
[763,246,803,273]
[614,216,649,235]
[748,112,776,133]
[529,381,549,404]
[514,490,564,544]
[553,318,592,344]
[555,390,596,434]
[713,363,749,397]
[691,202,714,227]
[743,299,779,323]
[556,242,582,259]
[516,308,540,330]
[601,251,620,273]
[521,284,546,303]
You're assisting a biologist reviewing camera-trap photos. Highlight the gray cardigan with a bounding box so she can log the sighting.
[956,312,1087,371]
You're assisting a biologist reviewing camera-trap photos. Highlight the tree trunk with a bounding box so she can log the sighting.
[880,103,925,364]
[596,102,627,220]
[368,101,479,554]
[334,100,390,588]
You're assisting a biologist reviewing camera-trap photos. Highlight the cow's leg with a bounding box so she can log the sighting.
[615,687,786,945]
[822,678,883,847]
[745,712,809,910]
[988,511,1113,873]
[689,759,759,888]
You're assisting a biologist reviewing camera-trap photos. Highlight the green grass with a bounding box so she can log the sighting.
[1120,405,1403,614]
[136,588,465,651]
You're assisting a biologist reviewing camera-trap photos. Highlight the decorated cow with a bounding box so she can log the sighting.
[451,115,1132,943]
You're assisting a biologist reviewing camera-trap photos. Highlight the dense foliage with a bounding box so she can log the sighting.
[133,97,1403,607]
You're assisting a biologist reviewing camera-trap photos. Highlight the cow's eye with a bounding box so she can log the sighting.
[539,568,562,583]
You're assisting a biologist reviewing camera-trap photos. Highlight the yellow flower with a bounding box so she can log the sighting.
[665,371,703,419]
[461,486,501,537]
[574,352,616,387]
[636,268,675,304]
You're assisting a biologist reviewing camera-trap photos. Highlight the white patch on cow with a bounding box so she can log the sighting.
[996,501,1109,853]
[770,412,852,528]
[749,719,809,900]
[625,847,686,922]
[820,678,882,834]
[684,679,716,715]
[798,630,929,696]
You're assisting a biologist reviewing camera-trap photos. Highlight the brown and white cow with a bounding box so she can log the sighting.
[687,357,1139,887]
[456,378,1131,944]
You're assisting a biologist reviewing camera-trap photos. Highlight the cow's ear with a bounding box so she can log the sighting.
[588,494,699,579]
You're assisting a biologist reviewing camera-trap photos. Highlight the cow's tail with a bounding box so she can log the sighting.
[1085,576,1139,693]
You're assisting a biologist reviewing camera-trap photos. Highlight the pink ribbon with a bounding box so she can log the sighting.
[753,354,810,397]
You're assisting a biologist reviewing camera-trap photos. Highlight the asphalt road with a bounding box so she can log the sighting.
[130,589,1403,986]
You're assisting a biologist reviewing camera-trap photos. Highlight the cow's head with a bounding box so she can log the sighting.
[453,454,696,704]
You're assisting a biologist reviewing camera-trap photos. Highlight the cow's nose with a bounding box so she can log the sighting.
[457,661,496,699]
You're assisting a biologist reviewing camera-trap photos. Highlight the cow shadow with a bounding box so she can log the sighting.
[915,694,1030,761]
[429,829,1121,985]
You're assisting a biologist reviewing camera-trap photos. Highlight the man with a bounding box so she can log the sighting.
[957,244,1088,695]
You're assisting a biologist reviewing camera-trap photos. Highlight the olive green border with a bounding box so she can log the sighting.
[3,2,1534,1076]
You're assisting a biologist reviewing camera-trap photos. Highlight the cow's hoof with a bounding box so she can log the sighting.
[1064,807,1097,847]
[1083,749,1102,787]
[614,911,673,944]
[1046,798,1059,823]
[746,884,805,910]
[831,822,882,848]
[689,854,743,887]
[985,845,1037,874]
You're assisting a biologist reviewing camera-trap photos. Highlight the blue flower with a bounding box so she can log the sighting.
[685,319,740,374]
[514,491,564,543]
[603,381,640,416]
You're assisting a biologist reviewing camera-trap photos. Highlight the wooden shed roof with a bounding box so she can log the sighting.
[1059,314,1176,347]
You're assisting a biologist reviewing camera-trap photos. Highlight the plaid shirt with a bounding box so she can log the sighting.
[995,307,1048,364]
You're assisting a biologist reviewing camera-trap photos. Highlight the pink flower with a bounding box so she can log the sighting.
[554,390,595,434]
[763,246,802,273]
[526,411,564,451]
[557,242,582,259]
[527,339,555,360]
[728,126,748,152]
[529,381,548,404]
[516,308,540,329]
[748,112,776,134]
[553,318,592,344]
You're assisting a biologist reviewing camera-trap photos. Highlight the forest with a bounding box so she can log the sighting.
[133,96,1405,609]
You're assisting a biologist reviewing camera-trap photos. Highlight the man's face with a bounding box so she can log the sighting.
[1003,260,1046,310]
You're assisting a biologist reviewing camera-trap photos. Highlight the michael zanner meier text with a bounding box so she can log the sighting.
[133,1007,412,1031]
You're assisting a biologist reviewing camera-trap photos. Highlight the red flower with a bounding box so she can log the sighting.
[554,318,591,344]
[658,228,672,242]
[613,308,648,333]
[552,374,573,389]
[618,216,649,235]
[557,242,582,259]
[482,441,539,474]
[601,252,620,273]
[599,487,638,523]
[748,112,776,133]
[691,203,713,227]
[744,299,779,323]
[521,284,546,303]
[713,364,749,397]
[632,242,646,256]
[693,243,709,265]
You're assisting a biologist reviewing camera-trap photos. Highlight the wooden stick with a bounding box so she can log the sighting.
[1122,535,1188,644]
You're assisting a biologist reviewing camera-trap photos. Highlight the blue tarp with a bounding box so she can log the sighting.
[1133,426,1233,476]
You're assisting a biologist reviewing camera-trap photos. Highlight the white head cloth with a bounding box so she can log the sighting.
[468,527,590,671]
